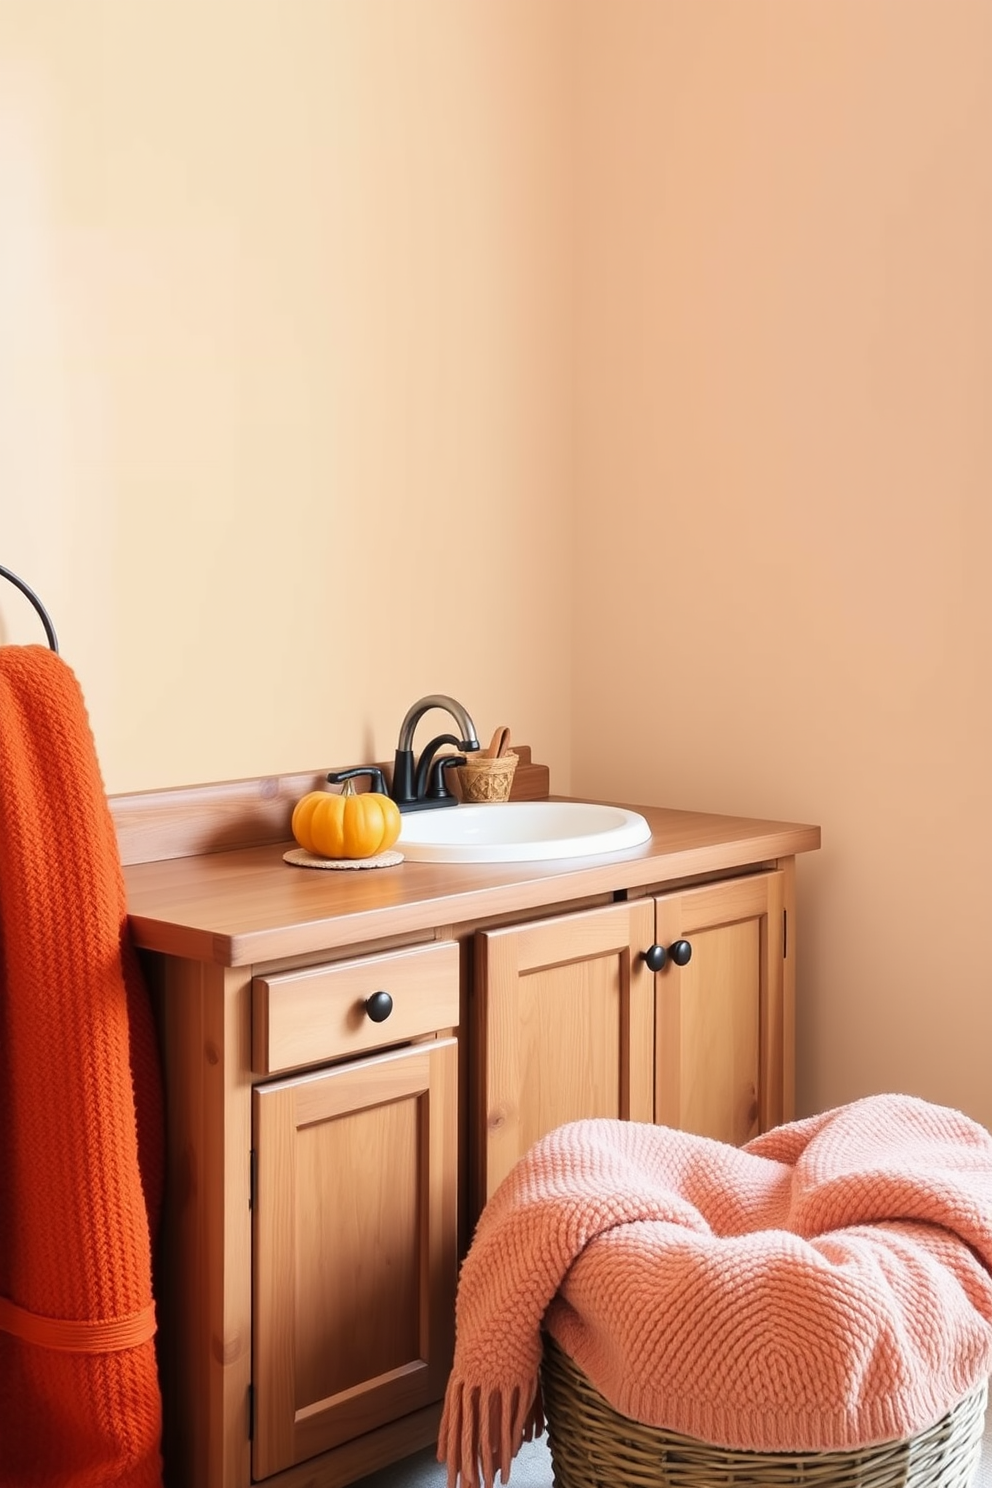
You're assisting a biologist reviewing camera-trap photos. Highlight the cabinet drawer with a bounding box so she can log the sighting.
[253,940,459,1074]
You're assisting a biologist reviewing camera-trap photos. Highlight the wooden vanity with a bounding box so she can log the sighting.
[116,762,820,1488]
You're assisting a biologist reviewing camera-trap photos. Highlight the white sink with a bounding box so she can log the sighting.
[397,800,652,864]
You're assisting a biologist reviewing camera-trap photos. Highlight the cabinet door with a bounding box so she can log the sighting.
[654,872,785,1146]
[252,1038,457,1480]
[475,900,656,1207]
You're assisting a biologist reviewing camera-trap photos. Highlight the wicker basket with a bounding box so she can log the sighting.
[540,1334,989,1488]
[457,751,518,803]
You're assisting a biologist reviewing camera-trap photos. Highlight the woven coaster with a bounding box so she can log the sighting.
[283,847,404,871]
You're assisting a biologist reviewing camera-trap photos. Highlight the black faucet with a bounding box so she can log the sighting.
[390,694,480,811]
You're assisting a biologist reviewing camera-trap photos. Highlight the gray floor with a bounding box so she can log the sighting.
[352,1432,553,1488]
[975,1394,992,1488]
[353,1391,992,1487]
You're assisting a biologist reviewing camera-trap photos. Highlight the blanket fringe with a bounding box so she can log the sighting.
[438,1375,541,1488]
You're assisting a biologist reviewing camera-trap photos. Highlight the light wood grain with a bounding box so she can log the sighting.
[151,958,253,1488]
[777,855,797,1124]
[253,940,459,1074]
[654,872,785,1144]
[252,1040,457,1479]
[474,900,655,1207]
[123,803,819,968]
[262,1404,442,1488]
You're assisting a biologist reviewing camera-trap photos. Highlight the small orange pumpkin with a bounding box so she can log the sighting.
[292,780,402,860]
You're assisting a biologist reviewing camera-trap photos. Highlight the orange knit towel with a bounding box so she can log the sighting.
[0,645,164,1486]
[439,1096,992,1488]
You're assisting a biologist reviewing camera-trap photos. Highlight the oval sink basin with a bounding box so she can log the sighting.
[398,800,652,864]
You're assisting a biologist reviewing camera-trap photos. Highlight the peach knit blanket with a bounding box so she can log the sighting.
[438,1095,992,1488]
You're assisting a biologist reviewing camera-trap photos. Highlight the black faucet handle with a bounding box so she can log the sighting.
[427,755,466,801]
[414,734,463,798]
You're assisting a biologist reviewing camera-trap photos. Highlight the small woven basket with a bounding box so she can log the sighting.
[458,751,518,803]
[540,1334,989,1488]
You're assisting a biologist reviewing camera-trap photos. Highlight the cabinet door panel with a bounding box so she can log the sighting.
[252,1038,457,1479]
[654,872,784,1145]
[294,1101,421,1402]
[476,900,655,1206]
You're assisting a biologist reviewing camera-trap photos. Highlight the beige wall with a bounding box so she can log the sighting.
[2,3,989,1129]
[0,0,575,791]
[572,1,992,1129]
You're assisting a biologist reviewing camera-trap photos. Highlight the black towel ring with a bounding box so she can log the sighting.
[0,565,59,653]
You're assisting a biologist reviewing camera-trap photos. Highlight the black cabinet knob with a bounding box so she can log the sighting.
[670,939,692,967]
[365,991,394,1023]
[642,944,667,972]
[642,940,693,972]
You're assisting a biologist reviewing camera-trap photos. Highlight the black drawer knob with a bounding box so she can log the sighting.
[365,991,394,1023]
[642,944,667,972]
[670,939,693,967]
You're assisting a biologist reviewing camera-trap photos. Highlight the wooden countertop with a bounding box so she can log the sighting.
[123,801,820,968]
